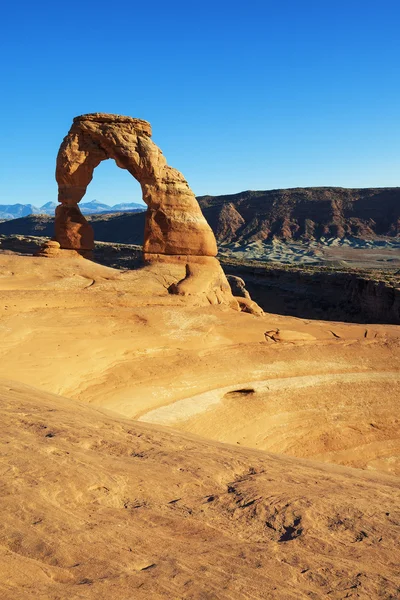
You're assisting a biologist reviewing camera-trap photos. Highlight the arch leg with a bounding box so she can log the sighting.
[55,204,94,253]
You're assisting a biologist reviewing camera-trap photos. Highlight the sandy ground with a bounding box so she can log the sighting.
[1,381,400,599]
[0,253,399,598]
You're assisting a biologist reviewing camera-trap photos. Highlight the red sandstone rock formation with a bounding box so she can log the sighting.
[53,113,243,307]
[55,113,217,258]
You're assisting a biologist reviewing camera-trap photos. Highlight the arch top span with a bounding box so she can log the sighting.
[54,113,217,258]
[72,113,152,135]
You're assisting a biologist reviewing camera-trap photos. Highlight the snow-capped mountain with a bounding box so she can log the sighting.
[0,204,42,220]
[0,200,146,220]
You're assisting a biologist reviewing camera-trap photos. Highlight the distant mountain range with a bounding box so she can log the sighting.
[0,200,146,220]
[0,187,399,243]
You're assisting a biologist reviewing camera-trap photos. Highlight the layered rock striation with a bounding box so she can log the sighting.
[51,113,238,306]
[198,187,400,243]
[55,113,217,257]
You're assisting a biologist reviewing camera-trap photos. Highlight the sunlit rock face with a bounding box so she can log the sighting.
[53,113,242,307]
[55,113,217,258]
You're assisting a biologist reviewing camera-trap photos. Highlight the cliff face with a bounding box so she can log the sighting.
[347,277,400,324]
[198,187,400,243]
[220,261,400,325]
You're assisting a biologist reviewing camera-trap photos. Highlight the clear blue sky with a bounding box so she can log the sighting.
[0,0,399,206]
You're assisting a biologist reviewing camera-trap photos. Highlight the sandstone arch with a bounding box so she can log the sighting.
[50,113,238,307]
[54,113,217,259]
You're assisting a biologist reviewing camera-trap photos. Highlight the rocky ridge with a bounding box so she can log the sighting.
[2,187,399,245]
[198,187,400,242]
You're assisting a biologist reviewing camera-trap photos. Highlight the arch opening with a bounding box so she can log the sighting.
[83,158,146,213]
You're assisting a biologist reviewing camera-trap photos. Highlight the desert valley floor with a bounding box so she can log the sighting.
[1,253,399,599]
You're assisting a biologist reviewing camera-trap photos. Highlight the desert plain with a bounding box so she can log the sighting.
[0,250,399,599]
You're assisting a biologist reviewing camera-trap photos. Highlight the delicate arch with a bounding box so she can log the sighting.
[54,113,217,257]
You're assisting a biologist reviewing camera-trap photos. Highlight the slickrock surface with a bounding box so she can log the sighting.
[0,253,399,474]
[1,380,400,600]
[0,253,399,598]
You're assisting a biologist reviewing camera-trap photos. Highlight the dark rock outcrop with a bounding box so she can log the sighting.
[198,187,400,243]
[221,260,400,324]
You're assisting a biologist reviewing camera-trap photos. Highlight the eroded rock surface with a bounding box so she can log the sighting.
[1,380,400,600]
[168,257,238,307]
[198,187,400,242]
[226,274,251,299]
[52,113,241,305]
[55,113,217,259]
